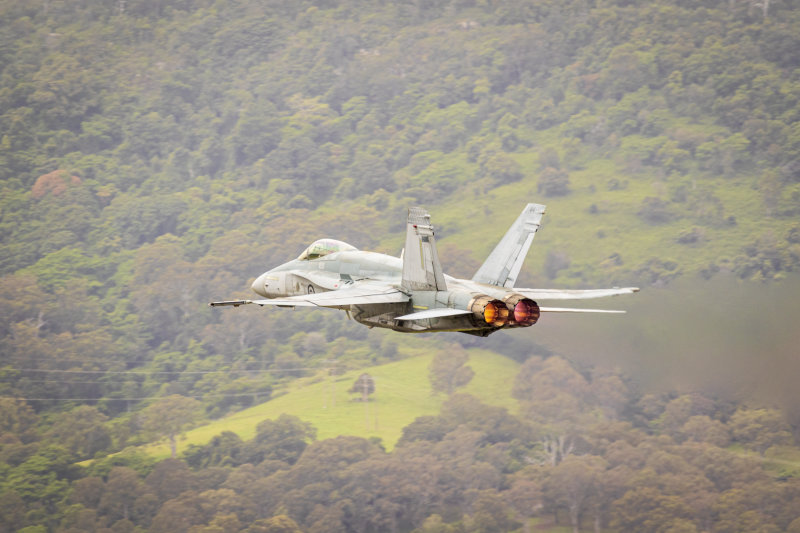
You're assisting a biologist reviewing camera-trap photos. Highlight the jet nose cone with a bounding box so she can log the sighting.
[251,273,269,297]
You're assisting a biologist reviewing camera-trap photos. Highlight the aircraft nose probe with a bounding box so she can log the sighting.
[251,273,269,297]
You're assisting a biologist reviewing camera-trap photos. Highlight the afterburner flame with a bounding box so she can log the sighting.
[513,299,540,325]
[502,294,540,327]
[484,301,509,327]
[468,295,510,327]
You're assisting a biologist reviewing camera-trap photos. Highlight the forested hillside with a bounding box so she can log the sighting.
[1,0,800,531]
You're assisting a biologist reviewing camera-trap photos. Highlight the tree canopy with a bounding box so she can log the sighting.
[1,0,799,530]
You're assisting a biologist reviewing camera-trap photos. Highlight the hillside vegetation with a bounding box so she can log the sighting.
[142,350,519,458]
[1,0,799,412]
[1,0,800,531]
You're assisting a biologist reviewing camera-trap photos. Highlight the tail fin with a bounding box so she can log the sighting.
[472,203,546,288]
[401,207,447,292]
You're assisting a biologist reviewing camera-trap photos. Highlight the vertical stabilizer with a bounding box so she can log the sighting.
[401,207,447,292]
[472,203,546,288]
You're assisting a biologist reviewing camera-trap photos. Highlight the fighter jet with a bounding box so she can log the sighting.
[210,204,638,337]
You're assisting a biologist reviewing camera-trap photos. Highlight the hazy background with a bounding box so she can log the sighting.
[526,274,800,414]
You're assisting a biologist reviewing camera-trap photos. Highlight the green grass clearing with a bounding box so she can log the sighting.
[145,349,520,459]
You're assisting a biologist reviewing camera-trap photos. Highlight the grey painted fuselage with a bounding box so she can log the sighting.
[211,205,639,337]
[254,250,527,334]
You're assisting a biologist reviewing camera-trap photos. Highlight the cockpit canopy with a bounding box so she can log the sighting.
[297,239,357,261]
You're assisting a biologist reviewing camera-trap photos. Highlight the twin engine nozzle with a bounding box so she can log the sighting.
[467,294,540,328]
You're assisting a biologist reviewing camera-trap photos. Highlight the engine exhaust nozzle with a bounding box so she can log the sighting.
[502,294,540,327]
[468,295,509,327]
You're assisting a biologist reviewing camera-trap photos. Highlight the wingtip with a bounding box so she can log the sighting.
[613,287,640,294]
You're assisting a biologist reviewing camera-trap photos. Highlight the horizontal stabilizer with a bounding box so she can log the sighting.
[395,308,472,321]
[539,307,626,314]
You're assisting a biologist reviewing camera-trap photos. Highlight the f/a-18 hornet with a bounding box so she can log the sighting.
[210,204,638,337]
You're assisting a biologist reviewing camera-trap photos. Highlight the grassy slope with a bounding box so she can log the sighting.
[146,349,519,458]
[364,113,793,288]
[430,155,791,286]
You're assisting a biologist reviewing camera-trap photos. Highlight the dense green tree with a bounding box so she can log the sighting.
[411,514,462,533]
[545,455,606,533]
[148,491,208,533]
[513,356,593,465]
[3,444,79,514]
[334,454,440,532]
[241,414,317,466]
[429,344,474,395]
[145,458,195,501]
[728,408,793,455]
[397,415,450,445]
[468,490,520,533]
[242,515,303,533]
[439,394,529,445]
[679,416,730,447]
[504,474,543,532]
[611,487,693,533]
[58,504,104,533]
[0,399,38,443]
[588,370,630,420]
[97,467,150,523]
[184,431,245,469]
[188,512,242,533]
[46,405,111,460]
[140,395,203,458]
[0,490,27,532]
[68,476,104,509]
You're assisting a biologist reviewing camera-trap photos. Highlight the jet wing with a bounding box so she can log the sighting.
[392,306,626,320]
[210,282,409,310]
[514,287,639,300]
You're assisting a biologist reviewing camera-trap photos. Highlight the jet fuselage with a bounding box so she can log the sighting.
[210,205,638,337]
